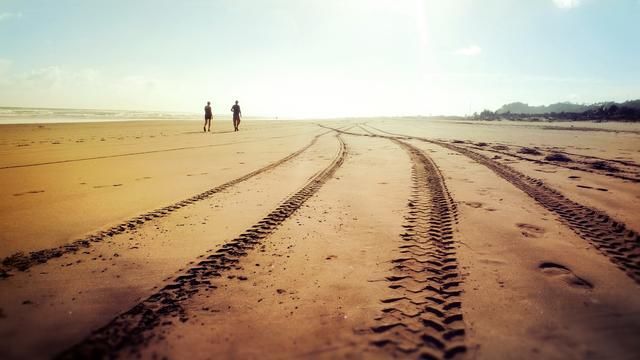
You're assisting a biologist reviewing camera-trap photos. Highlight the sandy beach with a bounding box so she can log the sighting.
[1,119,639,359]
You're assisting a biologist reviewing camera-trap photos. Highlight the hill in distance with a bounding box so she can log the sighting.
[471,100,640,121]
[495,100,640,115]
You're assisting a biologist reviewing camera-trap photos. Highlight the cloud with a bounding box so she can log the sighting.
[0,63,172,110]
[553,0,581,9]
[455,45,482,56]
[24,66,62,88]
[0,12,23,22]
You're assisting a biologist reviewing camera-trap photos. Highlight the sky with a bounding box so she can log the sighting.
[0,0,639,118]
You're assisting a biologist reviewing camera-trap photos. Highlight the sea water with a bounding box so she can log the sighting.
[0,107,200,124]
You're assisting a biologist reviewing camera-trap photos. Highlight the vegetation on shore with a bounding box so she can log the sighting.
[472,100,640,122]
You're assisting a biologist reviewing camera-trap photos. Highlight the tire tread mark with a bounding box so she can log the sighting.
[54,134,347,359]
[369,136,467,359]
[0,129,325,170]
[0,131,331,278]
[365,124,640,284]
[463,143,640,183]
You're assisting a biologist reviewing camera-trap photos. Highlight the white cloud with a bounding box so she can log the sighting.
[24,66,62,88]
[0,64,171,110]
[553,0,581,9]
[455,45,482,56]
[0,12,23,22]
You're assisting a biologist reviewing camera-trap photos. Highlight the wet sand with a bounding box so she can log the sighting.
[1,119,639,359]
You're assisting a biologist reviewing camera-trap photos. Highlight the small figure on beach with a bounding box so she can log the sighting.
[231,100,242,132]
[204,101,213,132]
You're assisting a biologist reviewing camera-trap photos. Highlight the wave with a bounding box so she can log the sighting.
[0,107,199,124]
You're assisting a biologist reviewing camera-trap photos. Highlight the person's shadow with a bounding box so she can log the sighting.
[182,130,237,135]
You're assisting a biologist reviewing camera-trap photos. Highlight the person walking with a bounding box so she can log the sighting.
[231,100,241,131]
[204,101,213,132]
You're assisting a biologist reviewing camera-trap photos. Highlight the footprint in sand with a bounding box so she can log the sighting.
[577,185,609,192]
[535,169,557,174]
[516,223,545,238]
[462,201,483,209]
[93,184,123,189]
[13,190,45,197]
[538,262,593,290]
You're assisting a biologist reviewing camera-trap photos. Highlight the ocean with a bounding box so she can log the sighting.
[0,107,204,124]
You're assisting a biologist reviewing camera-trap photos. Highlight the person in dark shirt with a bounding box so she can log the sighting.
[204,101,213,132]
[231,100,241,132]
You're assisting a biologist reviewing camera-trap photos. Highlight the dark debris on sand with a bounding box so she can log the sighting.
[545,153,573,162]
[591,160,620,173]
[518,147,543,156]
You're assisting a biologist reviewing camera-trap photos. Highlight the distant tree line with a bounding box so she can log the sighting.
[472,100,640,122]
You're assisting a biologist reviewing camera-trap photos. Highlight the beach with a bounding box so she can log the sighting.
[1,118,639,359]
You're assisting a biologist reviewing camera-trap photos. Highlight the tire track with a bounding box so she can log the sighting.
[55,133,347,359]
[324,125,467,358]
[553,149,640,169]
[364,124,640,284]
[0,131,331,278]
[366,137,466,359]
[358,124,378,137]
[458,142,640,183]
[0,129,324,170]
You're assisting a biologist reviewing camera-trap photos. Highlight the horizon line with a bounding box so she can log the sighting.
[2,97,638,121]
